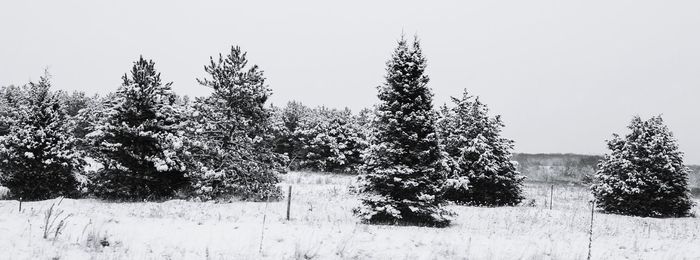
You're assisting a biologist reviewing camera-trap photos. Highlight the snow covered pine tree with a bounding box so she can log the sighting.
[591,116,694,217]
[0,85,25,136]
[271,103,367,173]
[354,36,452,227]
[87,57,189,200]
[188,45,282,201]
[0,73,84,200]
[293,107,367,173]
[437,90,524,206]
[271,101,310,168]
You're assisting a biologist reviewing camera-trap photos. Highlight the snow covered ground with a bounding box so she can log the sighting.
[0,172,698,260]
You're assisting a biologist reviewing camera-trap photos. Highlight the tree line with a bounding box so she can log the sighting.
[0,47,283,202]
[0,35,694,225]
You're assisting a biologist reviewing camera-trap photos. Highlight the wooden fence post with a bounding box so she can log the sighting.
[549,185,554,210]
[587,201,595,260]
[259,194,270,253]
[286,185,292,221]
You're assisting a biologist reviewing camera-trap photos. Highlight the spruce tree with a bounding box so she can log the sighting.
[0,73,83,200]
[88,56,188,200]
[437,90,524,206]
[354,36,451,227]
[591,116,694,217]
[188,45,282,201]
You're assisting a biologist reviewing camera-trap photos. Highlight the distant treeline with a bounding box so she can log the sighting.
[513,153,700,189]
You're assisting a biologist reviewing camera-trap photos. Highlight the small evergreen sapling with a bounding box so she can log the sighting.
[591,116,694,217]
[354,36,451,227]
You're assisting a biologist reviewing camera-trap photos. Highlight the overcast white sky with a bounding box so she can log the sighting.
[1,0,699,163]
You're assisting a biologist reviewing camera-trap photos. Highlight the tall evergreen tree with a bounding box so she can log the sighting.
[0,73,83,200]
[591,116,694,217]
[188,45,282,201]
[437,90,524,206]
[88,56,188,200]
[354,36,451,227]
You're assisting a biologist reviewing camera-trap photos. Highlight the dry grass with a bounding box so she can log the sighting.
[0,172,698,259]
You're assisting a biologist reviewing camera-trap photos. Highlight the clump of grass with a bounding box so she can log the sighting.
[42,197,72,241]
[79,220,115,252]
[334,224,358,257]
[294,241,320,260]
[85,228,112,251]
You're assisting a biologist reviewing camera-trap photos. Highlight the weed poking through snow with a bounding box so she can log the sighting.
[42,197,72,241]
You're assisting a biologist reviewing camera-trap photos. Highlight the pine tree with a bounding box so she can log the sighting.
[339,108,369,173]
[0,73,83,200]
[270,103,368,173]
[188,45,282,201]
[437,90,524,206]
[591,116,694,217]
[87,56,189,200]
[354,36,451,227]
[294,107,367,173]
[271,101,310,168]
[0,85,25,136]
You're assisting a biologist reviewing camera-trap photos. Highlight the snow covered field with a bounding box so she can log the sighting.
[0,172,698,260]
